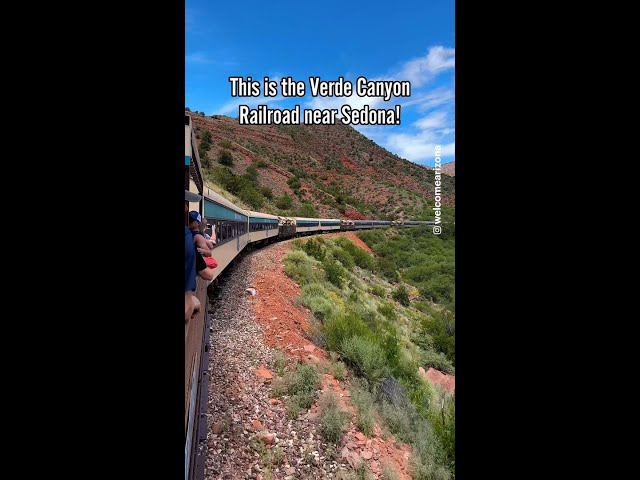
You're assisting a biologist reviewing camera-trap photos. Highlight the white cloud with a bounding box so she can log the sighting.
[396,46,455,87]
[414,111,447,130]
[402,87,455,112]
[305,46,454,113]
[385,134,455,162]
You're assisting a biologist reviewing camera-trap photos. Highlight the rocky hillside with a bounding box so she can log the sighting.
[189,112,455,219]
[440,161,455,177]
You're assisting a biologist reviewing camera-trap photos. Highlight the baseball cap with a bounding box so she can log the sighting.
[185,190,202,202]
[189,211,202,223]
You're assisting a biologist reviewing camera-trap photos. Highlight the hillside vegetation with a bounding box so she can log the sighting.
[188,112,455,220]
[283,231,455,479]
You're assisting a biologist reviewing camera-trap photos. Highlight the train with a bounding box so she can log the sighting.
[184,113,432,480]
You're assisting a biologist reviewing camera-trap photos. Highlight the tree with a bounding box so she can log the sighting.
[276,194,293,210]
[288,177,301,190]
[297,203,317,218]
[239,186,264,210]
[261,187,273,200]
[219,149,234,166]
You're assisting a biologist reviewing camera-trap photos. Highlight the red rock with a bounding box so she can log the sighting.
[307,354,321,363]
[355,432,366,441]
[370,461,380,473]
[256,366,273,380]
[285,467,296,475]
[357,440,366,446]
[259,433,275,445]
[346,442,357,450]
[252,420,263,431]
[303,344,316,353]
[269,398,281,406]
[212,422,223,434]
[362,451,373,460]
[341,446,350,459]
[347,452,361,468]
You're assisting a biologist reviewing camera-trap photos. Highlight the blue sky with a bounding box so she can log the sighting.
[186,0,454,167]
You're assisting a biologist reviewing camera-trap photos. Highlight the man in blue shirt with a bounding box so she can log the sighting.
[185,190,202,321]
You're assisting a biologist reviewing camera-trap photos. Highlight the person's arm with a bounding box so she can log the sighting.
[194,234,211,256]
[191,295,201,316]
[205,239,216,249]
[198,267,214,281]
[185,292,194,322]
[195,251,213,280]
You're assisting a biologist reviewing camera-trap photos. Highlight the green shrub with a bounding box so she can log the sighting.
[382,464,400,480]
[283,250,323,286]
[421,350,455,376]
[347,462,374,480]
[299,293,340,323]
[218,138,232,149]
[244,165,258,182]
[219,149,234,166]
[420,310,455,366]
[275,194,293,210]
[319,392,347,444]
[273,350,288,376]
[322,257,347,288]
[377,258,399,282]
[429,395,455,474]
[330,247,355,270]
[331,360,347,381]
[239,186,264,209]
[351,380,376,437]
[377,302,396,320]
[282,363,321,416]
[323,313,370,353]
[198,144,209,161]
[301,238,326,261]
[287,176,301,190]
[392,285,410,306]
[297,203,317,218]
[380,334,401,370]
[256,159,268,168]
[260,186,273,199]
[370,285,386,297]
[340,335,389,386]
[334,238,376,270]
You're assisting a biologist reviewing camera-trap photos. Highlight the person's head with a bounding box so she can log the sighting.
[189,210,202,230]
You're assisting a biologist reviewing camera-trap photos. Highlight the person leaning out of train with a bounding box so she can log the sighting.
[185,192,203,322]
[188,211,214,256]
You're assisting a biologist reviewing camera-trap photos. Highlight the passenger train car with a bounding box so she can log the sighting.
[184,114,428,480]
